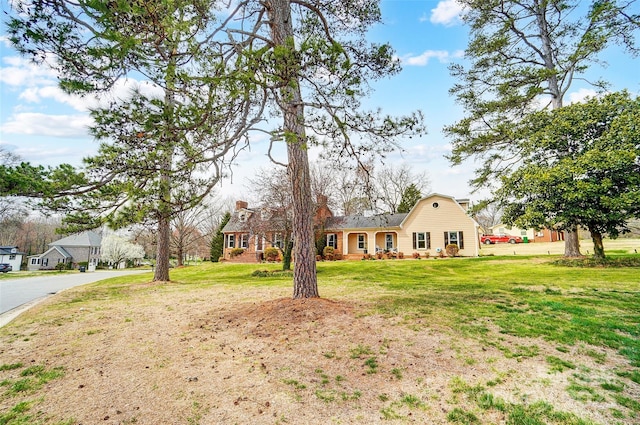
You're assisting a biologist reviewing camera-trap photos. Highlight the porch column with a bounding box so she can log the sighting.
[341,232,348,255]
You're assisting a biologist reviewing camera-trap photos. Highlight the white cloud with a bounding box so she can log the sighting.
[402,50,462,66]
[568,88,598,104]
[13,145,83,162]
[1,112,93,138]
[430,0,465,26]
[0,56,57,87]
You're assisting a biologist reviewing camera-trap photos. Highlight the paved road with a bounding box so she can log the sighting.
[0,270,149,326]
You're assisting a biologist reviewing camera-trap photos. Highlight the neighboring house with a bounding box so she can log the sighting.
[222,194,479,262]
[489,224,564,243]
[27,231,102,270]
[0,246,26,271]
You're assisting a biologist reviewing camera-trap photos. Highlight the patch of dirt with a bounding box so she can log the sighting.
[0,284,636,425]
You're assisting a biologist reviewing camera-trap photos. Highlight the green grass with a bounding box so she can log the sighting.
[55,257,640,381]
[294,258,639,368]
[2,256,639,423]
[2,365,65,397]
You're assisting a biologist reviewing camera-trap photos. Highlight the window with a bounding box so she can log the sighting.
[412,232,431,249]
[432,202,439,208]
[273,233,282,248]
[240,234,249,249]
[357,234,366,250]
[444,231,464,249]
[256,235,264,251]
[227,234,235,248]
[31,258,41,265]
[9,254,16,260]
[326,234,337,249]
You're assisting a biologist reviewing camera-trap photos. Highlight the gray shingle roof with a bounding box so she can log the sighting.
[324,213,408,230]
[50,231,102,247]
[0,246,26,255]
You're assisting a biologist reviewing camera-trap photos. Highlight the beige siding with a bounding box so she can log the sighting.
[490,224,535,240]
[398,195,478,256]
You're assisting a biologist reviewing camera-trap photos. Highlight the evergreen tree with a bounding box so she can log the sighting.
[445,0,639,257]
[8,0,262,281]
[499,91,640,259]
[224,0,425,298]
[397,184,422,214]
[210,212,231,262]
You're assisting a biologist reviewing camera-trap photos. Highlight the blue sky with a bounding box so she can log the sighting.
[1,0,639,203]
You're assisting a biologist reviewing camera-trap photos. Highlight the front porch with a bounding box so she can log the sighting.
[341,231,399,257]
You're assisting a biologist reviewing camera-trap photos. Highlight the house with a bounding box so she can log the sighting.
[489,224,564,243]
[27,231,102,270]
[221,201,290,263]
[222,194,479,262]
[322,194,479,259]
[0,246,26,271]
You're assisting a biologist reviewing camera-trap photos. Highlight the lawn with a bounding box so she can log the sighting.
[0,255,638,424]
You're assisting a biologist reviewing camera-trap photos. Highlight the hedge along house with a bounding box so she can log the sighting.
[222,194,479,263]
[322,194,480,259]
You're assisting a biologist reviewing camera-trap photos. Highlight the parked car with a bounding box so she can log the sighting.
[481,234,523,245]
[0,263,12,273]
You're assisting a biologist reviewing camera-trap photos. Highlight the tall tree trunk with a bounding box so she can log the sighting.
[537,6,582,259]
[177,245,184,267]
[589,229,605,260]
[155,153,172,281]
[153,49,178,282]
[155,211,171,281]
[267,0,319,298]
[563,228,582,258]
[282,239,293,271]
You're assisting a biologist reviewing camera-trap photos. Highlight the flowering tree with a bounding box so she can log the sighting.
[101,234,146,268]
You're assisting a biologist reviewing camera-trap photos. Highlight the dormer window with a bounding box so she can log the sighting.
[239,212,247,222]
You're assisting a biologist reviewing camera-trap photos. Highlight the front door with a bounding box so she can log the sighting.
[385,233,393,250]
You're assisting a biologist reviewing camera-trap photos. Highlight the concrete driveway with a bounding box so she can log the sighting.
[0,270,149,327]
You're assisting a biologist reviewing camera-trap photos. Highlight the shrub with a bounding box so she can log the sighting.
[316,255,323,262]
[334,252,343,260]
[322,246,335,260]
[263,247,280,262]
[445,244,459,257]
[229,248,245,258]
[398,252,404,259]
[55,262,66,271]
[424,251,430,259]
[412,252,421,259]
[251,269,293,278]
[376,252,384,260]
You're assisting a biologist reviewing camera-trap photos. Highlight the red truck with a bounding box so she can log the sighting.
[480,234,523,245]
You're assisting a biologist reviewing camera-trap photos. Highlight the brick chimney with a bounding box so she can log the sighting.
[235,200,248,211]
[314,194,333,225]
